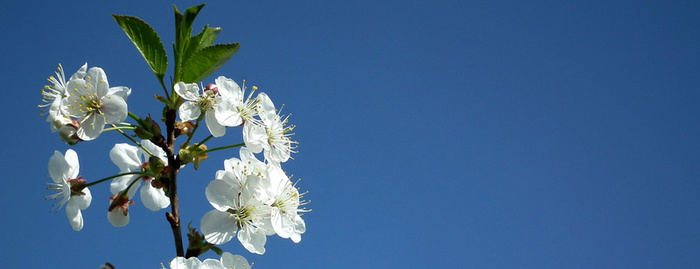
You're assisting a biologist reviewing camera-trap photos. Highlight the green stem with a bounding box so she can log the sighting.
[193,135,213,148]
[103,126,136,132]
[159,78,170,100]
[128,112,143,124]
[111,124,153,156]
[184,115,204,146]
[84,171,151,188]
[201,143,245,154]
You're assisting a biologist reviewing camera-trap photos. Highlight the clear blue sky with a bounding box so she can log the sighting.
[2,0,700,268]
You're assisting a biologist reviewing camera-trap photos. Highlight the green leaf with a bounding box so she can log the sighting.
[182,26,222,65]
[182,43,240,83]
[112,15,168,80]
[173,4,206,82]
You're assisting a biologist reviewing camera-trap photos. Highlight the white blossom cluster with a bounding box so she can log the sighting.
[41,64,309,266]
[40,63,131,143]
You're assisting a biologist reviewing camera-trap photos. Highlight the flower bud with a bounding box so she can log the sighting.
[57,120,81,145]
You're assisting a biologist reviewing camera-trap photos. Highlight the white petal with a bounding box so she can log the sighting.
[140,140,167,162]
[87,67,109,97]
[214,100,243,127]
[169,257,202,269]
[110,143,142,171]
[242,123,266,154]
[206,110,226,137]
[205,179,238,211]
[48,151,69,183]
[237,226,266,255]
[255,93,276,124]
[200,259,226,269]
[179,102,201,121]
[72,187,92,210]
[201,210,236,245]
[140,181,170,211]
[77,113,105,140]
[271,209,291,238]
[108,207,130,227]
[174,82,201,101]
[65,202,84,231]
[107,86,131,102]
[63,149,80,179]
[69,63,88,81]
[220,253,251,269]
[101,95,128,124]
[293,214,306,234]
[110,175,140,197]
[215,76,242,102]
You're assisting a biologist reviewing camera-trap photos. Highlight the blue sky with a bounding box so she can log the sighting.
[2,0,700,268]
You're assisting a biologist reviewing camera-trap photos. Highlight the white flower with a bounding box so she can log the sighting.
[243,93,296,165]
[201,174,273,254]
[109,140,170,212]
[175,82,226,137]
[163,253,250,269]
[61,66,130,140]
[213,76,260,128]
[215,147,267,187]
[259,165,307,243]
[40,63,87,132]
[46,149,92,231]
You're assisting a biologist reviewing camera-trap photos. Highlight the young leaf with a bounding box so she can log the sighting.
[182,43,240,83]
[112,15,168,80]
[182,26,222,66]
[173,4,206,82]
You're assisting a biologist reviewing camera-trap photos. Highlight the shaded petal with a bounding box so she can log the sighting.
[242,123,266,154]
[65,202,84,231]
[200,259,226,269]
[215,76,242,102]
[255,93,276,124]
[174,82,201,101]
[87,67,109,97]
[63,149,80,179]
[214,100,243,127]
[108,207,130,227]
[110,175,140,196]
[140,140,167,162]
[77,113,105,140]
[69,63,88,81]
[48,151,70,183]
[110,143,142,171]
[101,95,128,124]
[72,187,92,210]
[179,102,201,121]
[169,257,202,269]
[271,208,292,238]
[107,86,131,102]
[205,179,238,211]
[140,181,170,211]
[201,210,236,245]
[237,226,266,255]
[206,110,226,137]
[220,253,251,269]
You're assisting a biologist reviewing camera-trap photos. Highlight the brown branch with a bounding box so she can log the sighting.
[164,107,184,257]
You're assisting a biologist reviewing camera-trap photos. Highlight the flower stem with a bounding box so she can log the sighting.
[193,135,213,149]
[201,143,245,154]
[184,114,204,146]
[84,171,151,188]
[103,126,136,132]
[111,124,153,156]
[159,78,170,100]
